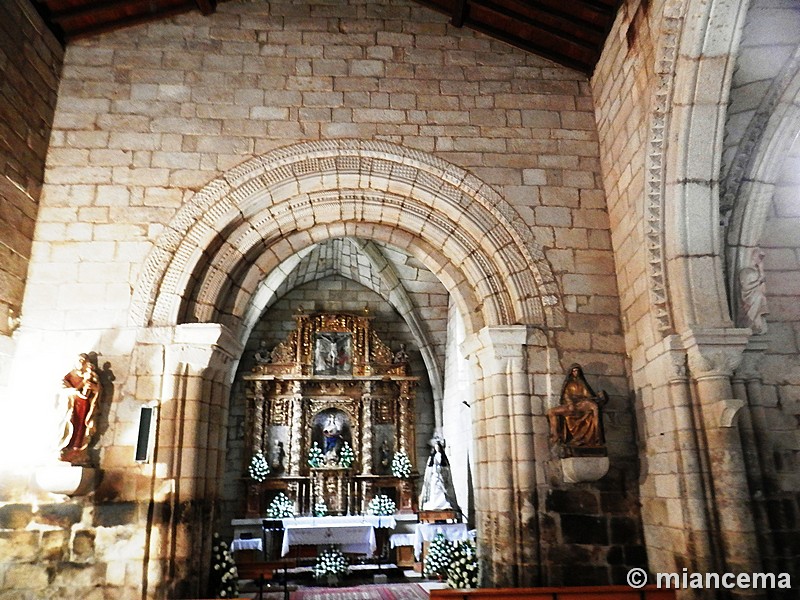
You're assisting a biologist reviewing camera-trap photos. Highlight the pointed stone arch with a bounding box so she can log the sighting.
[130,140,564,338]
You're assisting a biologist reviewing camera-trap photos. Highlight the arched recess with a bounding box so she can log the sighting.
[130,140,562,587]
[130,140,564,340]
[723,61,800,325]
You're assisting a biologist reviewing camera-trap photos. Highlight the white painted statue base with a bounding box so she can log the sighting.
[35,463,98,496]
[560,456,609,483]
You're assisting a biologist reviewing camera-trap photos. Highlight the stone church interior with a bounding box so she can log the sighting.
[0,0,798,599]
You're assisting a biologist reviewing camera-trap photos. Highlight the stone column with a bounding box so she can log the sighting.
[683,328,764,598]
[461,339,490,583]
[731,338,775,571]
[464,325,535,587]
[660,338,716,573]
[144,323,242,600]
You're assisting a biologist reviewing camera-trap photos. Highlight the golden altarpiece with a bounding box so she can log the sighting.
[242,311,419,517]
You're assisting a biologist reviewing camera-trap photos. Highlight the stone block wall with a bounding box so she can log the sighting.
[0,0,62,388]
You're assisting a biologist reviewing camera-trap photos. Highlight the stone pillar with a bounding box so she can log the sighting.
[660,338,716,573]
[464,325,535,587]
[141,323,241,600]
[731,338,775,571]
[683,328,764,598]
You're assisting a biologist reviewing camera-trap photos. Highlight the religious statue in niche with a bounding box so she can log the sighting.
[271,440,286,473]
[547,363,608,455]
[739,247,769,335]
[313,332,352,376]
[311,408,352,466]
[57,353,102,464]
[419,437,460,512]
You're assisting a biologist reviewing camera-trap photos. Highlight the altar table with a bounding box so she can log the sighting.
[280,515,395,557]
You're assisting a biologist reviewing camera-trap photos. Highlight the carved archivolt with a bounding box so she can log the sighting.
[129,140,564,335]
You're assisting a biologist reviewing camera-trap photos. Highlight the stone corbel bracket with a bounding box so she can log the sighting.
[559,456,610,484]
[708,398,745,428]
[35,464,98,496]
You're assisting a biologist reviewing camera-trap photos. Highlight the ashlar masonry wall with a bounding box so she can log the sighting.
[4,0,641,595]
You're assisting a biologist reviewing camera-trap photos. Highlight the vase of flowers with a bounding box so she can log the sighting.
[390,450,412,478]
[210,533,238,598]
[367,494,396,516]
[266,492,295,519]
[312,546,349,584]
[248,451,270,482]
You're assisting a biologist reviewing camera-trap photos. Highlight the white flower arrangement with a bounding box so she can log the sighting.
[210,533,238,598]
[390,450,412,478]
[248,451,270,482]
[266,492,295,518]
[447,539,479,589]
[423,531,454,579]
[366,494,396,516]
[313,499,328,517]
[308,442,324,468]
[338,441,355,468]
[312,546,349,580]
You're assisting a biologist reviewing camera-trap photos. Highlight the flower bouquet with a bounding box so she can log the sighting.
[266,492,295,518]
[210,532,238,598]
[366,494,396,516]
[338,441,355,468]
[312,546,349,583]
[391,450,412,478]
[308,442,324,468]
[423,531,453,579]
[248,451,270,482]
[447,539,478,588]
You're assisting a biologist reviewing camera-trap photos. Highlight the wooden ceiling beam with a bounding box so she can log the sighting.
[471,0,605,45]
[194,0,217,16]
[452,0,468,28]
[45,0,189,25]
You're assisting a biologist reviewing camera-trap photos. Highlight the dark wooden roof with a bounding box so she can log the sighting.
[33,0,621,74]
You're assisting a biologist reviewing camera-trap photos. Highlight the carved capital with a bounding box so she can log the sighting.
[681,328,750,379]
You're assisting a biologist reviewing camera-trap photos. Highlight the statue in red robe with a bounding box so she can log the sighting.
[57,354,101,464]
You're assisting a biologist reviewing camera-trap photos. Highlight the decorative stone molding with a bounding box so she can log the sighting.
[35,463,98,496]
[644,0,685,335]
[559,456,609,483]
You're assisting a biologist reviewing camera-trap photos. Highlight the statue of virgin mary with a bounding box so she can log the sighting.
[419,437,460,513]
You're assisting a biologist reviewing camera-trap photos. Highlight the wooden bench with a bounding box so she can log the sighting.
[430,585,675,600]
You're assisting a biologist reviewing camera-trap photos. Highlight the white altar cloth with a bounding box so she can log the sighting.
[230,538,263,552]
[281,517,388,557]
[282,515,396,529]
[413,522,470,560]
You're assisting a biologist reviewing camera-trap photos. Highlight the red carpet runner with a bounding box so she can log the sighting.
[292,583,429,600]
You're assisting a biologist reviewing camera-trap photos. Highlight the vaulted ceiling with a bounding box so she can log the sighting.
[32,0,622,74]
